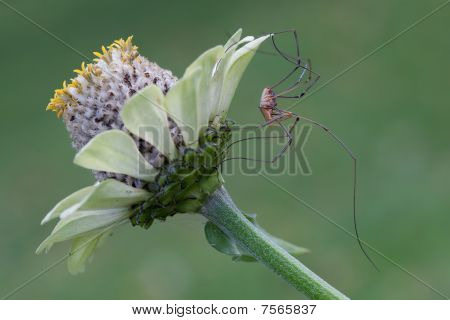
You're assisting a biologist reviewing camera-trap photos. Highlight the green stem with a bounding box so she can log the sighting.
[201,187,349,300]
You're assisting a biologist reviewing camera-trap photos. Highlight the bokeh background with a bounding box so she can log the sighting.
[1,0,449,299]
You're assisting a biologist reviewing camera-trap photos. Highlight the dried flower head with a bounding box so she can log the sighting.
[47,36,177,186]
[37,29,269,274]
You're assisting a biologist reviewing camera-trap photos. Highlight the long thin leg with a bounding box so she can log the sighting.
[259,112,291,127]
[233,114,380,271]
[277,72,321,99]
[222,118,298,165]
[216,33,268,76]
[271,58,320,101]
[224,29,306,92]
[225,29,301,61]
[269,66,300,90]
[295,115,379,271]
[225,132,281,151]
[275,62,314,96]
[268,119,297,163]
[223,29,302,68]
[270,59,317,91]
[271,30,301,65]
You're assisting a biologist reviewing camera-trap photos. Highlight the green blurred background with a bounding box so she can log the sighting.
[1,0,449,299]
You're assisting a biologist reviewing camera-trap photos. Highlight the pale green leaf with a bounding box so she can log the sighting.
[217,35,270,117]
[204,221,241,256]
[41,186,94,225]
[271,236,310,256]
[36,208,130,254]
[208,35,256,118]
[204,212,308,262]
[184,46,224,78]
[181,30,253,123]
[184,46,225,126]
[224,28,242,51]
[43,179,148,225]
[74,179,150,213]
[121,85,177,159]
[67,227,112,275]
[164,68,203,147]
[74,130,157,181]
[38,179,148,255]
[235,35,255,46]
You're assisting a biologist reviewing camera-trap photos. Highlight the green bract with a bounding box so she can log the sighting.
[38,29,269,274]
[204,212,309,262]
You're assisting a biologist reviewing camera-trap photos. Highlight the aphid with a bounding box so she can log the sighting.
[224,30,378,270]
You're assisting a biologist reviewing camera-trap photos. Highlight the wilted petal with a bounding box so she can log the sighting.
[74,130,157,181]
[121,85,177,159]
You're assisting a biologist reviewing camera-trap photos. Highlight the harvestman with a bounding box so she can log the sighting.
[222,30,378,270]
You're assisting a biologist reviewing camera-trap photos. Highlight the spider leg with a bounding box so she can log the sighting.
[222,115,299,165]
[271,30,301,65]
[224,113,290,153]
[270,65,300,90]
[274,62,313,96]
[292,114,379,271]
[259,111,291,127]
[268,117,300,163]
[276,70,321,99]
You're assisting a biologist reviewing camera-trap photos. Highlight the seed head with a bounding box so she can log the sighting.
[47,36,177,186]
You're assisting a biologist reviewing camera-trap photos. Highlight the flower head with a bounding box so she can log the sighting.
[38,29,269,274]
[47,36,177,185]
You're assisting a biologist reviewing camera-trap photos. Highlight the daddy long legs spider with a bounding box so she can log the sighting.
[222,30,379,270]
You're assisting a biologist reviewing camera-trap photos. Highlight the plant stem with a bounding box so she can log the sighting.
[201,187,349,300]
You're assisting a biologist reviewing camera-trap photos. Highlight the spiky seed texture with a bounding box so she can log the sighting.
[38,30,270,274]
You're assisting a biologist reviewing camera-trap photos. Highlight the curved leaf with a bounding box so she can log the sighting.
[36,208,130,254]
[121,85,177,159]
[224,28,242,51]
[164,68,202,147]
[184,45,224,78]
[41,186,94,225]
[74,130,157,181]
[217,35,270,117]
[67,226,113,275]
[204,221,242,256]
[204,212,308,262]
[184,46,225,125]
[42,179,149,226]
[73,179,150,213]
